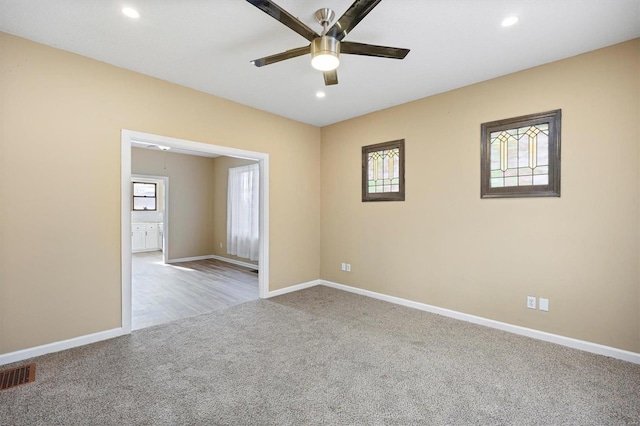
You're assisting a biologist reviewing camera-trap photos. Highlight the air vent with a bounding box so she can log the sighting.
[0,363,36,391]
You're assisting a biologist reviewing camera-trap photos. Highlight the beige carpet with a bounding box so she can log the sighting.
[1,286,639,425]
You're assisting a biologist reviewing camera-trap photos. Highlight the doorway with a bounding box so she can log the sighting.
[121,130,270,334]
[131,175,168,262]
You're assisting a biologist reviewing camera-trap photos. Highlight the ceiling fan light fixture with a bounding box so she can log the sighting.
[311,53,339,72]
[311,36,340,71]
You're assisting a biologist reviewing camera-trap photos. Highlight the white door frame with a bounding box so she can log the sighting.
[121,129,270,334]
[131,174,169,263]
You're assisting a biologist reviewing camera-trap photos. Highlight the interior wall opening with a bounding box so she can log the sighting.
[121,130,270,334]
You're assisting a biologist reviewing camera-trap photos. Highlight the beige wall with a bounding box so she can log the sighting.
[132,148,216,260]
[0,31,637,357]
[0,33,321,355]
[211,156,259,266]
[321,39,640,352]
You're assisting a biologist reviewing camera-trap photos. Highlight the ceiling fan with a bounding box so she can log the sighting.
[246,0,410,86]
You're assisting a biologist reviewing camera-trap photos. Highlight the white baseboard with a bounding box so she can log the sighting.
[4,280,637,366]
[0,277,311,365]
[0,327,125,366]
[265,279,321,298]
[166,255,214,263]
[166,254,259,271]
[209,255,259,270]
[320,280,640,365]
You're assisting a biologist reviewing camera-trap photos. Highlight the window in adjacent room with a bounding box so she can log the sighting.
[481,109,561,198]
[227,163,260,261]
[132,182,157,211]
[362,139,405,202]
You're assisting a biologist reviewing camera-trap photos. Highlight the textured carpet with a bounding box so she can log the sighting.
[1,286,639,425]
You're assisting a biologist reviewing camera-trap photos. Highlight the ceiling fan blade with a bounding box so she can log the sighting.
[323,70,338,86]
[246,0,319,42]
[341,42,410,59]
[326,0,382,41]
[250,46,309,67]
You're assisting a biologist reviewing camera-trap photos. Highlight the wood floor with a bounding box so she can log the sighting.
[132,251,259,330]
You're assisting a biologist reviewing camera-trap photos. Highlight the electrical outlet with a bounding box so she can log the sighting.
[539,298,549,311]
[219,243,223,248]
[527,296,536,309]
[346,263,351,272]
[341,262,346,271]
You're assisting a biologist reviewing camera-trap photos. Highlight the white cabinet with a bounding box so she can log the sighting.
[132,222,163,252]
[145,223,159,249]
[132,223,146,251]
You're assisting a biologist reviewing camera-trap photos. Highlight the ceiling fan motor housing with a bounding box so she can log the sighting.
[311,36,340,58]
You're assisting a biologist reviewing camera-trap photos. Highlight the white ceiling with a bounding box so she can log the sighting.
[1,0,638,127]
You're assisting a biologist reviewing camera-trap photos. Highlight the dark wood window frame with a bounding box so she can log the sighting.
[132,182,157,211]
[362,139,405,202]
[481,109,561,199]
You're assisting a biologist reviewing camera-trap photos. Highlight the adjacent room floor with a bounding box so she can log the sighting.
[132,251,259,330]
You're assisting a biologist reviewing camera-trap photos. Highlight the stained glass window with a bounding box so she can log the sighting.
[481,110,561,198]
[362,140,405,202]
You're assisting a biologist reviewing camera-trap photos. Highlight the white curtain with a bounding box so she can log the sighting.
[227,163,260,261]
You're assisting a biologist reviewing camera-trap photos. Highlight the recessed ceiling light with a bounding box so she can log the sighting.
[316,91,326,98]
[122,7,140,19]
[501,16,518,27]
